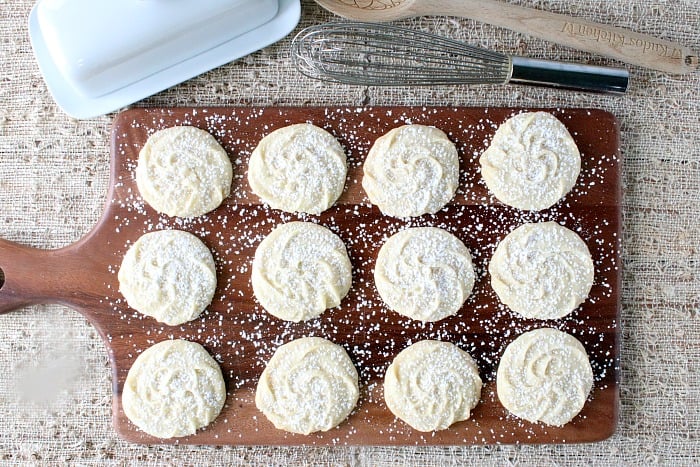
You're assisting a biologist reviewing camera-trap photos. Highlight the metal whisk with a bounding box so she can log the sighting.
[292,22,629,94]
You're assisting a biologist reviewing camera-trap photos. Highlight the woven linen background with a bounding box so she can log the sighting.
[1,0,698,464]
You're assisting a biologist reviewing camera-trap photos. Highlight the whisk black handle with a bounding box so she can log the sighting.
[509,57,629,94]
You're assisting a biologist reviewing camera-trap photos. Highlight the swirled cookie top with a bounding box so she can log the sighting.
[251,222,352,322]
[384,340,482,432]
[136,126,232,218]
[489,221,594,320]
[496,328,593,426]
[255,337,359,435]
[479,112,581,211]
[362,125,459,217]
[248,123,347,215]
[118,230,217,326]
[122,339,226,438]
[374,227,475,322]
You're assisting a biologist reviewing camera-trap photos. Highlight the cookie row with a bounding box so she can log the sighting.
[134,112,581,220]
[123,329,593,439]
[118,220,594,326]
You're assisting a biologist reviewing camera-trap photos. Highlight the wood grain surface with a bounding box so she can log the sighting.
[313,0,698,73]
[0,106,621,445]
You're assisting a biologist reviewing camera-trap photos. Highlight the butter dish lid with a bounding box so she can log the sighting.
[29,0,301,119]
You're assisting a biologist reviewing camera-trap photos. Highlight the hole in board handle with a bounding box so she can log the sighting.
[0,266,4,290]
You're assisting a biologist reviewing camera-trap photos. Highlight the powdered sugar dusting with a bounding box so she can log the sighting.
[248,123,347,215]
[251,221,352,322]
[480,111,581,211]
[489,221,595,320]
[375,227,475,322]
[497,328,594,427]
[118,230,217,326]
[103,106,621,446]
[255,336,359,435]
[135,126,232,218]
[363,124,459,217]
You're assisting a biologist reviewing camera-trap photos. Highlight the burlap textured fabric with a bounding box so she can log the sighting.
[1,0,698,464]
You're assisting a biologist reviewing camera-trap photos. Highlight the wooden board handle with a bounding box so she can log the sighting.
[0,237,104,315]
[429,0,699,74]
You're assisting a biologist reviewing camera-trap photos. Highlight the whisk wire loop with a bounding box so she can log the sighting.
[292,22,511,86]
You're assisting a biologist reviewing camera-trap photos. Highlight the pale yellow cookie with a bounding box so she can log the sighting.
[480,112,580,211]
[497,328,593,426]
[136,126,232,217]
[374,227,474,322]
[362,125,459,217]
[489,222,594,320]
[122,339,226,438]
[251,222,352,322]
[248,123,347,215]
[384,340,482,432]
[255,337,359,435]
[118,230,217,326]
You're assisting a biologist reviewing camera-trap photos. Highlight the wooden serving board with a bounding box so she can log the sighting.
[0,106,621,446]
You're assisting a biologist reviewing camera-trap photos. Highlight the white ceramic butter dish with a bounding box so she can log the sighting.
[29,0,301,119]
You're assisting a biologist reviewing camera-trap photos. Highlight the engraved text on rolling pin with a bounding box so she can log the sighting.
[562,22,683,59]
